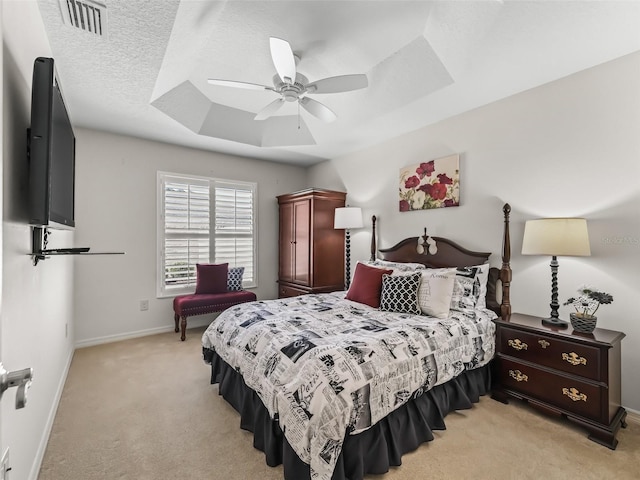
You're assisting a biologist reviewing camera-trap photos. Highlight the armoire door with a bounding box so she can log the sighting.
[278,201,294,283]
[292,199,311,284]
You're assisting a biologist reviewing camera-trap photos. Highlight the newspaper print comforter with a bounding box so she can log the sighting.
[202,292,496,480]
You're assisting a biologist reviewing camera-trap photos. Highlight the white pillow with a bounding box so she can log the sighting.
[397,268,456,318]
[449,264,490,312]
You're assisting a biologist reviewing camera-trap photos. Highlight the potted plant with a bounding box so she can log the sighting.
[563,286,614,333]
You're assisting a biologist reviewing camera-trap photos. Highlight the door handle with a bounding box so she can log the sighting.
[0,363,34,409]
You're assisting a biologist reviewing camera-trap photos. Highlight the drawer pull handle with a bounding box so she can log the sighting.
[562,387,587,402]
[508,369,528,382]
[508,339,528,351]
[562,352,587,366]
[538,339,550,349]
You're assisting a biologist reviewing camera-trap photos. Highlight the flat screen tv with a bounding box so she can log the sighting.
[27,57,76,230]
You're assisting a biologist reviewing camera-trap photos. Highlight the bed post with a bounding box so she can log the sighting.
[370,215,377,261]
[500,203,512,319]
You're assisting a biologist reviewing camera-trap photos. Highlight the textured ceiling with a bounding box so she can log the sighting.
[36,0,640,165]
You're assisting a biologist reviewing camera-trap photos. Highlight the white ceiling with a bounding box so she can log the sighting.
[36,0,640,166]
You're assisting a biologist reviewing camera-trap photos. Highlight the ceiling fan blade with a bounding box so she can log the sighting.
[208,79,274,91]
[299,97,337,123]
[254,98,285,121]
[270,37,297,84]
[305,74,368,94]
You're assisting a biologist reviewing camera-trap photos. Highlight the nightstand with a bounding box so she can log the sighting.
[491,312,627,449]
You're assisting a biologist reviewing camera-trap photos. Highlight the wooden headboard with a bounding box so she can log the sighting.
[370,203,512,318]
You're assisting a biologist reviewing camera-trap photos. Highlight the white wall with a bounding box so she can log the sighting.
[1,2,76,479]
[73,129,307,345]
[309,52,640,411]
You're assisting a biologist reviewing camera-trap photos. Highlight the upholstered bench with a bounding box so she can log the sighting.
[173,290,257,341]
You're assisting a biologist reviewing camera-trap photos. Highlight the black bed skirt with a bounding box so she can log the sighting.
[203,347,491,480]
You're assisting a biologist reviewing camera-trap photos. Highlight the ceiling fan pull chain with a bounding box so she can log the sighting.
[298,101,300,130]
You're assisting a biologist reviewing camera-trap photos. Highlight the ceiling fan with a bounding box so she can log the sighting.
[208,37,368,123]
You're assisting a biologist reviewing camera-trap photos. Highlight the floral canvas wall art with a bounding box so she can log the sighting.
[399,154,460,211]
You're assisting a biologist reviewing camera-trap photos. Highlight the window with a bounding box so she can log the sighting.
[157,172,257,297]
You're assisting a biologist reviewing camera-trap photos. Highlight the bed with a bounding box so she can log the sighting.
[202,204,512,480]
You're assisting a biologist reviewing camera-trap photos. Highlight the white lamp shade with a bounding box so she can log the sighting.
[334,207,363,229]
[521,218,591,256]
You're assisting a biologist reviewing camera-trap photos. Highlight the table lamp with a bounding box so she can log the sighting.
[521,218,591,327]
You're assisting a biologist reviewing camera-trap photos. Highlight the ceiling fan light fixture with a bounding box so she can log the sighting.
[283,92,298,102]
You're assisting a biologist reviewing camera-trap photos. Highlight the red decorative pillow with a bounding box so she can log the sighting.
[195,263,229,294]
[345,262,393,308]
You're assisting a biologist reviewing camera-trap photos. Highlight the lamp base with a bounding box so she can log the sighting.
[541,317,568,328]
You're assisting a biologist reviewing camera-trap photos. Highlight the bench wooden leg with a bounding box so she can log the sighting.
[174,313,180,333]
[180,316,187,341]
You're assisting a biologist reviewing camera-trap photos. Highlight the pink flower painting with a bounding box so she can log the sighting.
[399,154,460,211]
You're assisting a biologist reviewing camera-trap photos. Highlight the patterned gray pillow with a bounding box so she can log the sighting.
[227,266,245,291]
[379,272,421,315]
[368,259,426,272]
[449,264,488,312]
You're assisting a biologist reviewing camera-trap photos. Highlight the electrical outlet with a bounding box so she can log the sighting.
[139,300,149,311]
[1,448,10,480]
[65,323,68,338]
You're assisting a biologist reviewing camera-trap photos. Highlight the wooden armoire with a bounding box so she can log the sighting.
[277,189,346,298]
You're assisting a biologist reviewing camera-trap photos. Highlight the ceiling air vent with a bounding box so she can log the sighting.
[58,0,107,36]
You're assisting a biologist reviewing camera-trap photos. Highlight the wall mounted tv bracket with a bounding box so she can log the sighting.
[0,363,33,409]
[31,227,125,266]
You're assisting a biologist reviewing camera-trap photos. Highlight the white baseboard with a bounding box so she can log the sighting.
[74,317,214,348]
[29,347,74,480]
[626,407,640,426]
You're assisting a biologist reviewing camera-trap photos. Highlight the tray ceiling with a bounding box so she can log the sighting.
[36,0,640,165]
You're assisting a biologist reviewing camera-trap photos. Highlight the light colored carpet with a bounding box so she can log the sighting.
[38,326,640,480]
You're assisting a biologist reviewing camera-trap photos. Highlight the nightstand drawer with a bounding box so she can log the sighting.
[499,358,604,422]
[499,326,601,381]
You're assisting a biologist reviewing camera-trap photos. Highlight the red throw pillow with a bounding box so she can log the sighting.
[195,263,229,294]
[346,262,393,308]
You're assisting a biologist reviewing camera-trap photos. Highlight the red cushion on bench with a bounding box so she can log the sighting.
[195,263,228,294]
[173,290,257,317]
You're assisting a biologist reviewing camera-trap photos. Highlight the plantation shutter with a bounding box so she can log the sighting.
[162,178,210,289]
[214,183,255,285]
[158,173,257,296]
